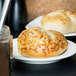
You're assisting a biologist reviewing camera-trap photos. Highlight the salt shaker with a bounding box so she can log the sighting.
[0,25,13,76]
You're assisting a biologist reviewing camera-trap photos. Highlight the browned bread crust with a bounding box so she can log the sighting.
[17,27,68,58]
[41,10,76,34]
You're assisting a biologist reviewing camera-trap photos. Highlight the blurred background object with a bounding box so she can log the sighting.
[8,0,28,38]
[0,0,4,18]
[26,0,76,21]
[0,0,28,38]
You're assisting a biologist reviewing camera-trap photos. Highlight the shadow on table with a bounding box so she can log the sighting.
[13,55,76,76]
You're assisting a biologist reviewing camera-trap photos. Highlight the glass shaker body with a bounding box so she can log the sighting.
[0,25,11,76]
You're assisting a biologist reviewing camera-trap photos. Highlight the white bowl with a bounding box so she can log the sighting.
[13,38,76,64]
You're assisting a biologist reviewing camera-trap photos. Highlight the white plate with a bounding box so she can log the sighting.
[26,16,76,37]
[13,38,76,64]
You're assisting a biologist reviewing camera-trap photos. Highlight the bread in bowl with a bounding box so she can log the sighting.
[41,10,76,34]
[17,27,68,58]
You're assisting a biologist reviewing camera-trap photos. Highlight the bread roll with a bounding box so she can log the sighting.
[41,10,76,34]
[17,27,68,58]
